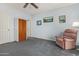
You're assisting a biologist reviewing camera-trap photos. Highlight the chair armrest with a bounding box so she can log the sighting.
[56,36,64,42]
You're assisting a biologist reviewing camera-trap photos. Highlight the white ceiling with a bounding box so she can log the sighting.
[8,3,75,15]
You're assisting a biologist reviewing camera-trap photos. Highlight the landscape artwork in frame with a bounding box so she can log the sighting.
[43,16,53,23]
[59,15,66,23]
[36,20,42,25]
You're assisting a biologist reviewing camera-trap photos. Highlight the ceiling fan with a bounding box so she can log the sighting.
[23,3,38,9]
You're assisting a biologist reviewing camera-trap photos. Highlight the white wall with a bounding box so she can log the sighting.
[0,4,30,44]
[31,4,79,45]
[1,3,79,45]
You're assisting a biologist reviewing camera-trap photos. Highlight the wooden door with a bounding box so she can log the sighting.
[19,19,27,42]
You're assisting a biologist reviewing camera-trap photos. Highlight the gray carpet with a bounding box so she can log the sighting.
[0,37,79,56]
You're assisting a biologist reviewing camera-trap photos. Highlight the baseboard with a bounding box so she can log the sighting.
[28,37,55,42]
[0,40,16,45]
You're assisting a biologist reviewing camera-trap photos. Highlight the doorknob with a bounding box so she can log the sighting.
[8,29,10,31]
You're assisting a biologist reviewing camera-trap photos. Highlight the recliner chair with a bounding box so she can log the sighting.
[56,29,77,49]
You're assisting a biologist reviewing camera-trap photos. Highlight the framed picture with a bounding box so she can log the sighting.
[36,20,42,25]
[59,15,66,23]
[43,16,53,23]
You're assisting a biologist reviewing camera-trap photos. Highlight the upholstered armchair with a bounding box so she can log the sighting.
[56,29,77,49]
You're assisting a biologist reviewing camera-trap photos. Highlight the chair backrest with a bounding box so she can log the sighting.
[63,29,77,40]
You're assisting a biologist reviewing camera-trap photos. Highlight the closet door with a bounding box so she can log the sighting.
[0,12,10,44]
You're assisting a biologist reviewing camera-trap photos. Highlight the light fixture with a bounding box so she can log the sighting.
[72,22,79,28]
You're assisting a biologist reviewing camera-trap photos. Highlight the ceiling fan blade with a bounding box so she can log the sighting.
[23,3,29,8]
[31,3,38,9]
